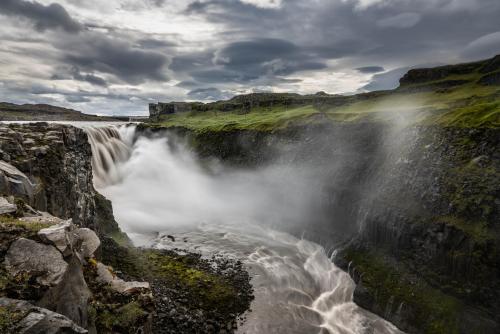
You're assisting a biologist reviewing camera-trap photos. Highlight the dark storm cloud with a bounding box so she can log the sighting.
[356,66,385,74]
[0,0,82,33]
[61,34,169,85]
[169,52,214,72]
[180,38,327,84]
[71,68,107,87]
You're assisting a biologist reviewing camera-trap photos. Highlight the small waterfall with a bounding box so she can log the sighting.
[85,125,135,188]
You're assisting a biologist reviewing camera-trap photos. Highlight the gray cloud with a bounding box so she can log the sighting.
[70,67,107,87]
[356,66,385,74]
[61,33,169,85]
[1,0,500,115]
[0,0,82,33]
[187,87,233,100]
[376,12,421,29]
[361,67,411,91]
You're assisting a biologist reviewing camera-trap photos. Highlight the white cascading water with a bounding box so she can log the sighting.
[85,124,403,334]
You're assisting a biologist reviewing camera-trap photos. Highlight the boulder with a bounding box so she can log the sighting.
[74,228,100,258]
[0,196,16,215]
[0,297,87,334]
[0,161,34,202]
[4,238,68,286]
[38,220,75,257]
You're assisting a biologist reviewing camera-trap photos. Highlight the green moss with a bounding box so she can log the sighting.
[0,216,54,232]
[116,302,147,327]
[344,248,463,334]
[144,251,236,308]
[0,305,26,334]
[435,216,491,242]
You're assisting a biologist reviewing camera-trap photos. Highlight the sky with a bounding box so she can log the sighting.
[0,0,499,116]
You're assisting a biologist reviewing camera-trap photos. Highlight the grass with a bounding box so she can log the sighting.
[148,71,499,131]
[154,105,320,133]
[0,216,54,232]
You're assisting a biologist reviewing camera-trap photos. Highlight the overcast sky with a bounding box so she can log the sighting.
[0,0,499,115]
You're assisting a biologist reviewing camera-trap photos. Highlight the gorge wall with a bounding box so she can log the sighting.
[137,122,499,334]
[0,122,120,235]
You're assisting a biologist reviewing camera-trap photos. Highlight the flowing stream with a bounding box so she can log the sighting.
[85,124,403,334]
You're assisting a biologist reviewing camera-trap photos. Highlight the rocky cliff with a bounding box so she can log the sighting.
[0,123,253,334]
[137,120,499,334]
[0,123,120,235]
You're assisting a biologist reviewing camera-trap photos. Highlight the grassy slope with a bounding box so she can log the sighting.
[152,63,500,131]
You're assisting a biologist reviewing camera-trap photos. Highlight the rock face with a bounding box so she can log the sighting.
[0,297,87,334]
[0,160,34,203]
[161,122,499,333]
[4,238,68,286]
[0,123,121,235]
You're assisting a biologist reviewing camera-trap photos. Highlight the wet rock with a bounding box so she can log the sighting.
[4,238,68,286]
[0,297,87,334]
[38,219,75,257]
[74,228,100,258]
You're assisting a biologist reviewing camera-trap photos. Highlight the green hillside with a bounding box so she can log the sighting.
[149,55,500,132]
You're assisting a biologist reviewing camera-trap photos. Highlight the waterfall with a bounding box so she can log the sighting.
[85,125,135,188]
[84,124,404,334]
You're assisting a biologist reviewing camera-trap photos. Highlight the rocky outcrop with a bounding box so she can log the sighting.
[4,238,68,287]
[0,297,87,334]
[0,123,121,235]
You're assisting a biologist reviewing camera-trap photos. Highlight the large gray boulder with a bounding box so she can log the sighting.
[0,297,87,334]
[38,220,75,257]
[0,160,34,202]
[4,238,68,286]
[74,228,100,258]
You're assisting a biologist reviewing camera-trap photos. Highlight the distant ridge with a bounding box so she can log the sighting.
[0,102,127,121]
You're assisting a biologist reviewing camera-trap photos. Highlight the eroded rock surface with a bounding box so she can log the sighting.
[4,238,68,286]
[0,297,87,334]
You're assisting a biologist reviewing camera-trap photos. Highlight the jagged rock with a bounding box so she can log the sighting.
[4,238,68,286]
[0,160,34,202]
[38,220,75,257]
[39,256,91,328]
[96,262,150,294]
[0,196,16,215]
[0,297,87,334]
[74,228,100,258]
